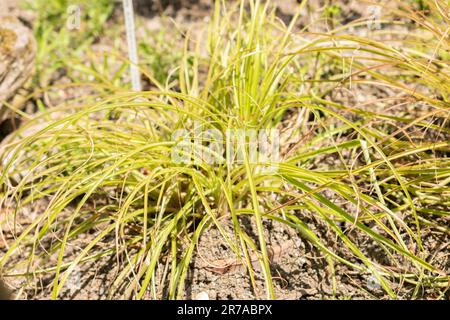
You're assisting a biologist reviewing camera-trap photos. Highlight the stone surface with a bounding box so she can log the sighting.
[0,16,36,120]
[0,278,12,300]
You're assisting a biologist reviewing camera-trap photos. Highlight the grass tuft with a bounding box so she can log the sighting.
[0,0,449,299]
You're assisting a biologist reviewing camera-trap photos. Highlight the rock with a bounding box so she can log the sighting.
[0,278,12,300]
[194,291,210,300]
[0,16,36,121]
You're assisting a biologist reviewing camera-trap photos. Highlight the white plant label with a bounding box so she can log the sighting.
[122,0,142,91]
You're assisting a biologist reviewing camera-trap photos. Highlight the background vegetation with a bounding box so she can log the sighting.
[0,0,448,299]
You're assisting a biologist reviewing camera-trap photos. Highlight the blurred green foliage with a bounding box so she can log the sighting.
[22,0,114,85]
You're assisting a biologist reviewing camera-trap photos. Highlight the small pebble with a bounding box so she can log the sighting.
[366,275,381,291]
[195,291,210,300]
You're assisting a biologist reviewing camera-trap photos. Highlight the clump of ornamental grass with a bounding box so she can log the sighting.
[0,0,449,299]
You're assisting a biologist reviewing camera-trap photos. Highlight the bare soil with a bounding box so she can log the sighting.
[1,0,449,300]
